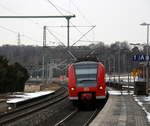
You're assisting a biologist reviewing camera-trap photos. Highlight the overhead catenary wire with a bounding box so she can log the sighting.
[45,25,94,46]
[52,4,74,15]
[69,0,95,41]
[46,26,74,46]
[46,0,64,15]
[44,0,96,56]
[0,2,18,15]
[69,22,91,43]
[0,0,52,41]
[46,0,87,45]
[71,26,96,46]
[46,0,93,45]
[0,0,94,46]
[0,25,18,34]
[0,25,41,43]
[0,2,44,45]
[69,0,93,26]
[46,25,95,28]
[46,28,76,60]
[46,0,73,15]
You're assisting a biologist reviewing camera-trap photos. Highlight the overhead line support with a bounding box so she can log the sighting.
[0,15,75,19]
[0,15,75,49]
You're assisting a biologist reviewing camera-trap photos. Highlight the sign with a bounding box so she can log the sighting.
[133,55,150,61]
[131,72,138,78]
[131,69,142,78]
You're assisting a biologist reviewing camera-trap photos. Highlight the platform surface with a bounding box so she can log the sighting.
[90,94,149,126]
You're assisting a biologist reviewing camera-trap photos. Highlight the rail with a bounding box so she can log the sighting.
[0,87,67,125]
[54,108,100,126]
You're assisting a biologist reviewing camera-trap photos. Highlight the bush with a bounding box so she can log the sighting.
[0,56,29,93]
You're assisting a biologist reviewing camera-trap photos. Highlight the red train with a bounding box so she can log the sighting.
[68,60,107,102]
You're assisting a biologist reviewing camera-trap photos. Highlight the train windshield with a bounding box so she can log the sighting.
[74,63,98,87]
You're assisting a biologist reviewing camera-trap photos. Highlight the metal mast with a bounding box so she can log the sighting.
[0,15,75,84]
[18,32,21,46]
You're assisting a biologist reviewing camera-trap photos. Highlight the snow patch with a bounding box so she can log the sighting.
[134,97,143,106]
[108,90,133,95]
[143,97,150,102]
[122,85,134,89]
[134,96,150,123]
[7,91,54,104]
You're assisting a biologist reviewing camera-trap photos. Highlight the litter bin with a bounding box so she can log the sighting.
[134,81,146,95]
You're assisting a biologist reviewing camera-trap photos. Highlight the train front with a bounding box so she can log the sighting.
[68,61,106,101]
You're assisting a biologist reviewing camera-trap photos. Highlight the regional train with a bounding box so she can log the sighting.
[68,58,107,103]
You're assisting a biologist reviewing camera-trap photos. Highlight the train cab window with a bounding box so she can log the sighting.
[74,62,98,87]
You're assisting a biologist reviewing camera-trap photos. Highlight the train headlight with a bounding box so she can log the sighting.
[99,86,103,89]
[71,88,75,91]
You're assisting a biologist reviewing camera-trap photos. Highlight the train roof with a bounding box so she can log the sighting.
[75,56,99,63]
[74,61,98,65]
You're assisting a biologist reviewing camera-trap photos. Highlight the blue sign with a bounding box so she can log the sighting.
[133,55,150,61]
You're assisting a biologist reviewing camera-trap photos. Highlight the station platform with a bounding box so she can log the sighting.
[90,92,149,126]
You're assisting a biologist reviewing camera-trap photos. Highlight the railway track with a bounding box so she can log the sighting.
[54,92,108,126]
[0,87,68,125]
[54,107,101,126]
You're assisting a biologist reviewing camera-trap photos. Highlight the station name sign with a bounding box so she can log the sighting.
[133,55,150,61]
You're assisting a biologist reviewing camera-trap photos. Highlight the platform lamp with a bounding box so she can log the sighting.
[140,22,150,96]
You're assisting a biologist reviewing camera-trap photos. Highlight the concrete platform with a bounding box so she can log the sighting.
[90,94,149,126]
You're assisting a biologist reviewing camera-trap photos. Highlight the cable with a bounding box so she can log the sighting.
[46,28,76,60]
[46,25,94,46]
[47,28,65,46]
[0,1,44,45]
[46,28,68,48]
[54,5,74,15]
[0,3,18,15]
[46,0,92,45]
[0,25,18,34]
[71,26,96,46]
[46,0,73,16]
[46,25,94,28]
[70,0,93,25]
[46,26,76,45]
[69,0,95,41]
[21,34,41,43]
[0,2,43,29]
[0,25,41,43]
[46,0,64,15]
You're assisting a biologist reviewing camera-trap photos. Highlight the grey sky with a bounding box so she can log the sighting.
[0,0,149,46]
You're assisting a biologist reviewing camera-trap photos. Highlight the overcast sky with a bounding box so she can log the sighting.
[0,0,149,46]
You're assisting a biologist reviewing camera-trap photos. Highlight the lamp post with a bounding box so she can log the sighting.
[140,22,150,96]
[118,44,121,88]
[108,57,111,86]
[113,56,116,82]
